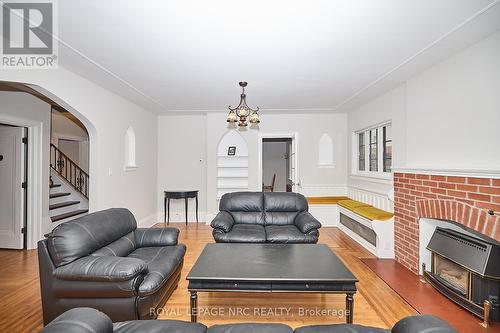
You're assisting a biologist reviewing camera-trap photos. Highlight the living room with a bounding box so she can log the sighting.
[0,1,499,333]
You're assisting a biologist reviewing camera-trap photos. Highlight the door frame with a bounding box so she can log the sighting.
[0,114,44,249]
[258,132,300,192]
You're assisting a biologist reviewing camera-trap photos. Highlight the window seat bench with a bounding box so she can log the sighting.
[307,197,394,258]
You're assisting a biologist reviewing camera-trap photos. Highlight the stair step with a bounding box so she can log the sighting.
[49,184,62,189]
[49,200,80,210]
[50,192,70,199]
[51,209,89,222]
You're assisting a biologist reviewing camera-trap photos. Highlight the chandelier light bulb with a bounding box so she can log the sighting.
[227,82,260,127]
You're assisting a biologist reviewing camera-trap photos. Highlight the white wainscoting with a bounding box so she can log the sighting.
[347,186,393,212]
[309,205,339,227]
[301,185,347,227]
[300,185,347,197]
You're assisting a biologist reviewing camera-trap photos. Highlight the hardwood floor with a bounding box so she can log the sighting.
[0,225,416,332]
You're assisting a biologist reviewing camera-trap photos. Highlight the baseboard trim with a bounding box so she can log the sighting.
[137,213,159,228]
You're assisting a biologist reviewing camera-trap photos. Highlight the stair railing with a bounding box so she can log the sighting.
[50,143,89,199]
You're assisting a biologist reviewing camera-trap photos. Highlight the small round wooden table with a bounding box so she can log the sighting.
[164,190,199,225]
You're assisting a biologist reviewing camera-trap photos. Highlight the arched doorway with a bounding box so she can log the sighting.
[0,81,94,249]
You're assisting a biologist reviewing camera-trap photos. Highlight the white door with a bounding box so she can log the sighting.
[0,125,26,249]
[289,136,300,192]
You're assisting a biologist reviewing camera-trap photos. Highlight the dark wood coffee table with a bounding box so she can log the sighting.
[186,243,358,323]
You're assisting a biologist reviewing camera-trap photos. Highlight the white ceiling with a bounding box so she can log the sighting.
[57,0,500,114]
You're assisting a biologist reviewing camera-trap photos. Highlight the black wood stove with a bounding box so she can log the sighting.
[423,227,500,324]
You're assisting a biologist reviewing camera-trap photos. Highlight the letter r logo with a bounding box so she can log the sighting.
[2,2,53,54]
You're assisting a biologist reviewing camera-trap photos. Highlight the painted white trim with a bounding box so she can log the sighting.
[154,210,209,225]
[392,167,500,179]
[123,165,139,172]
[318,164,336,169]
[0,114,45,249]
[338,206,395,258]
[349,174,393,184]
[300,185,347,196]
[258,132,299,192]
[137,212,159,228]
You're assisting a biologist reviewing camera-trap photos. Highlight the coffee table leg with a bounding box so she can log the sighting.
[190,291,198,322]
[346,293,354,324]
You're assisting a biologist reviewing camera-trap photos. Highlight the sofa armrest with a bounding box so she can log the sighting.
[392,315,457,333]
[53,256,147,282]
[294,212,322,233]
[210,211,235,233]
[135,227,179,247]
[39,308,113,333]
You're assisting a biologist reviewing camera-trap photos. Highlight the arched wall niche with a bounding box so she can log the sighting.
[216,130,249,200]
[124,126,137,170]
[318,133,334,167]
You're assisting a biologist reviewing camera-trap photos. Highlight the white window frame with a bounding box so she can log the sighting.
[352,121,392,180]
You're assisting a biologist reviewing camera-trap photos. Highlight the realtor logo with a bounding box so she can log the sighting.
[1,1,58,68]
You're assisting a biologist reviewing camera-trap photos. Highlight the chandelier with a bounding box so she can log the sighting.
[227,81,260,127]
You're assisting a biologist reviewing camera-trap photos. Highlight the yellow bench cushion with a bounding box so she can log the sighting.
[338,199,394,221]
[354,206,394,221]
[306,196,349,205]
[337,199,370,210]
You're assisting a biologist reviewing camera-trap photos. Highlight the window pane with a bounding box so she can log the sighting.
[369,129,378,171]
[383,125,392,172]
[358,132,365,171]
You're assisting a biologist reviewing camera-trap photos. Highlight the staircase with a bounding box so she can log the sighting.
[49,144,89,223]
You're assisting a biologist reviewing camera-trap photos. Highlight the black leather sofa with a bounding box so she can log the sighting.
[38,208,186,324]
[39,307,458,333]
[211,192,321,243]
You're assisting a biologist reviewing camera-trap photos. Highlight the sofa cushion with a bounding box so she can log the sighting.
[91,231,136,257]
[220,192,264,212]
[39,307,113,333]
[265,225,313,243]
[337,200,370,211]
[354,206,393,221]
[213,224,266,243]
[220,192,265,225]
[264,192,308,226]
[391,315,457,333]
[128,245,186,295]
[114,319,207,333]
[207,323,293,333]
[295,324,388,333]
[47,208,137,267]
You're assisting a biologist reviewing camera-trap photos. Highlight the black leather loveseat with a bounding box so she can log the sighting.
[39,307,458,333]
[211,192,321,243]
[38,208,186,324]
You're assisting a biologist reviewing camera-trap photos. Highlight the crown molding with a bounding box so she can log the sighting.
[392,167,500,179]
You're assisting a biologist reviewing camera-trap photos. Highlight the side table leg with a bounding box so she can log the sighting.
[190,291,198,322]
[346,293,354,324]
[195,194,199,223]
[185,197,188,226]
[164,196,167,225]
[167,198,170,225]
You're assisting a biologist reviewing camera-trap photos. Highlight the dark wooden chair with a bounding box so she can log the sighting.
[262,173,276,192]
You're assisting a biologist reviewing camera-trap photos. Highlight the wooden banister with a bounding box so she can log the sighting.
[50,143,89,199]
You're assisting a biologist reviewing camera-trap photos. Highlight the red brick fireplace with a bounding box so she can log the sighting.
[393,172,500,274]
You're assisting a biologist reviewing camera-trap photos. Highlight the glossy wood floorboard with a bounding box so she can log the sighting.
[0,225,416,332]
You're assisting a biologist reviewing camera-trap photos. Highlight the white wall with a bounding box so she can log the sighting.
[207,112,348,215]
[157,115,207,222]
[51,112,88,142]
[156,112,348,219]
[0,91,52,243]
[347,30,500,208]
[405,31,500,170]
[0,67,159,242]
[262,141,288,192]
